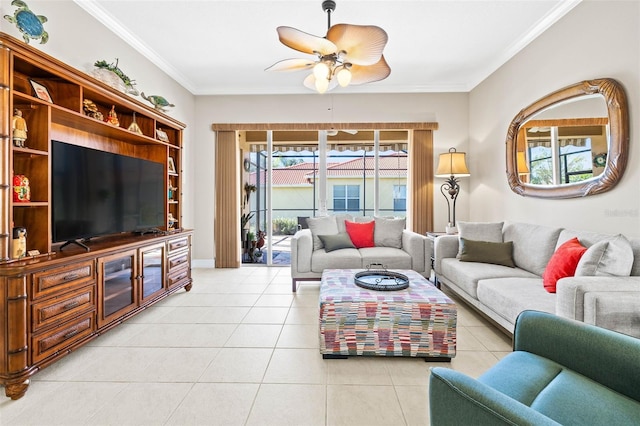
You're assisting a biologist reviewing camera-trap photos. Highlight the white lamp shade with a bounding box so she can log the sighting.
[435,149,470,177]
[337,68,352,87]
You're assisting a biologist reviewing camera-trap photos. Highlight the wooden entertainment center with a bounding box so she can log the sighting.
[0,33,193,399]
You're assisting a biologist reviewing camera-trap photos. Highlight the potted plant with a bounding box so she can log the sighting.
[244,182,256,207]
[240,212,254,244]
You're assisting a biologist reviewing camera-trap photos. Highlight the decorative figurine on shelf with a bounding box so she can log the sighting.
[3,0,49,45]
[11,227,27,259]
[13,174,30,202]
[83,99,104,121]
[93,59,139,95]
[105,105,120,126]
[141,92,175,112]
[12,108,27,147]
[127,112,143,134]
[168,184,177,200]
[168,213,177,230]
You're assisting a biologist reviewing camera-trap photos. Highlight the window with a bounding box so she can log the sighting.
[333,185,360,212]
[393,185,406,211]
[528,138,594,185]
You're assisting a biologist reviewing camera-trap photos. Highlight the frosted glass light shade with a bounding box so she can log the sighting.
[315,77,329,93]
[435,148,470,177]
[313,62,330,79]
[337,67,352,87]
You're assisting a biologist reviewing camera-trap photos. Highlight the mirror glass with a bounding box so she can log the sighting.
[506,79,629,199]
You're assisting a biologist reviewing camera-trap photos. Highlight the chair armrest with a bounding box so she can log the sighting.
[402,230,428,272]
[556,276,640,321]
[429,367,559,426]
[513,310,640,403]
[433,235,459,275]
[290,229,313,274]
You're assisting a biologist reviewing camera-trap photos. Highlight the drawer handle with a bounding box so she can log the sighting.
[63,301,80,310]
[63,274,79,281]
[172,241,187,249]
[64,329,80,339]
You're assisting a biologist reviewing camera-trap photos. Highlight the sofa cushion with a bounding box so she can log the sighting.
[333,213,353,233]
[458,221,504,244]
[575,234,634,277]
[374,216,405,249]
[458,238,515,267]
[318,232,355,252]
[531,368,640,425]
[441,259,538,299]
[478,351,563,406]
[503,222,562,276]
[359,247,412,270]
[311,248,362,273]
[542,237,587,293]
[345,220,375,248]
[476,278,556,325]
[307,216,338,250]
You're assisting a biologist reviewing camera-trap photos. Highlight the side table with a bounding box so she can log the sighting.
[426,232,451,288]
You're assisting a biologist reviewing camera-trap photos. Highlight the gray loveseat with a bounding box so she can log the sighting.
[290,215,431,291]
[434,221,640,337]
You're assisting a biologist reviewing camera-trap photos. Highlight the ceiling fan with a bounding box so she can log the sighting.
[326,129,358,136]
[265,0,390,94]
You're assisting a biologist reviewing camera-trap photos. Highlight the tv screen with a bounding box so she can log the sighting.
[52,141,165,243]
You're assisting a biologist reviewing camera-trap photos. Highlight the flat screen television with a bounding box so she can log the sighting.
[52,140,165,246]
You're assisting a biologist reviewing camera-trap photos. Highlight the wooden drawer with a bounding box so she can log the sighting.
[167,251,189,273]
[31,312,95,363]
[32,285,96,333]
[167,266,190,288]
[167,236,189,254]
[32,261,95,300]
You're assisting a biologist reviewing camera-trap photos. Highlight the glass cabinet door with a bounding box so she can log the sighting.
[98,250,137,326]
[140,243,165,302]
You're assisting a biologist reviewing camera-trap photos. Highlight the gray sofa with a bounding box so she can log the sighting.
[290,215,431,291]
[434,221,640,337]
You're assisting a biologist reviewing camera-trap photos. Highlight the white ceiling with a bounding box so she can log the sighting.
[75,0,581,96]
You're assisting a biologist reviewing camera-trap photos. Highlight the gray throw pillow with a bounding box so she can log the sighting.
[458,238,515,267]
[458,221,504,243]
[333,213,353,233]
[306,216,338,251]
[318,232,356,252]
[575,234,634,276]
[374,216,405,248]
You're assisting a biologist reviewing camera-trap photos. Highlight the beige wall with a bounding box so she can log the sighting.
[468,0,640,238]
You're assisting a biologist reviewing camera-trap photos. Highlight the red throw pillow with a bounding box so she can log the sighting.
[542,237,587,293]
[344,220,375,248]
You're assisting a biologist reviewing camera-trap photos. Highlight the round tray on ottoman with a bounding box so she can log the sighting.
[354,268,409,291]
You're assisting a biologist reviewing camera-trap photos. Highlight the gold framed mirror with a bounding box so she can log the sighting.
[506,78,629,199]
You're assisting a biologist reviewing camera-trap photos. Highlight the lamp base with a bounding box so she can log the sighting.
[445,224,458,235]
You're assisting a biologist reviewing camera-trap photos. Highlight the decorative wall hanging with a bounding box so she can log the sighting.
[3,0,48,44]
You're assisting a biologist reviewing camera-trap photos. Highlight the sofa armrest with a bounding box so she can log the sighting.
[429,367,559,426]
[401,230,428,273]
[513,310,640,403]
[433,235,459,275]
[290,229,313,274]
[556,276,640,322]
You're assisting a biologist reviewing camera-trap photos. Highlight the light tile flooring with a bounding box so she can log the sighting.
[0,267,512,425]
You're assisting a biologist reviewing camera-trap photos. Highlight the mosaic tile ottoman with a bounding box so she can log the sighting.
[319,269,456,360]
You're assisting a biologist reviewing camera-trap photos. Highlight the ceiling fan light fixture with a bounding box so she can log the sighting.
[315,76,330,93]
[267,1,390,93]
[337,65,352,87]
[313,61,330,79]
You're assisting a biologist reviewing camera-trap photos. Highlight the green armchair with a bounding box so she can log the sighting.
[429,310,640,425]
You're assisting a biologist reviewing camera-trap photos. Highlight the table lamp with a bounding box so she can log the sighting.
[435,148,470,234]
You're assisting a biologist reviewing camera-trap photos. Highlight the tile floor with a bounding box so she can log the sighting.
[0,266,512,425]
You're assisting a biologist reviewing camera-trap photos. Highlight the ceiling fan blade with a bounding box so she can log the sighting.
[265,58,315,72]
[326,24,388,66]
[303,73,338,92]
[277,26,337,55]
[349,55,391,85]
